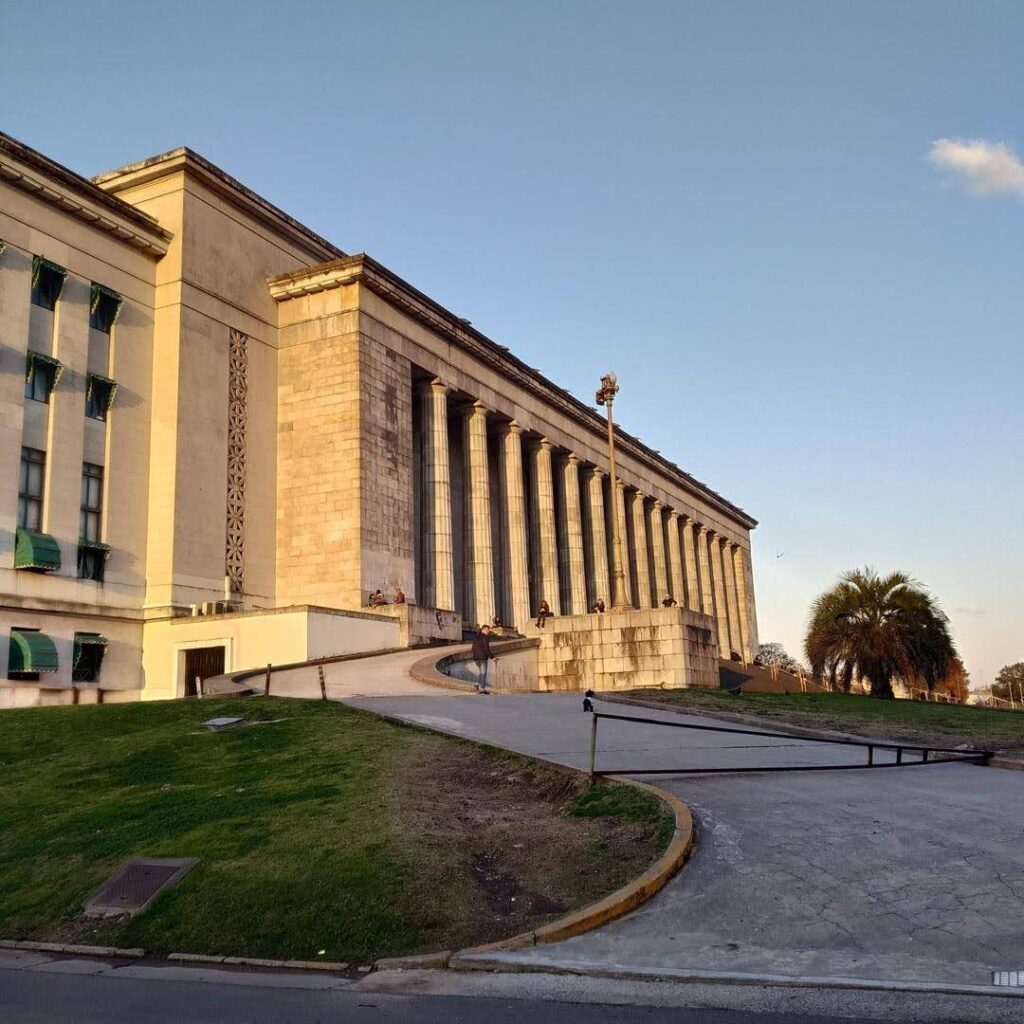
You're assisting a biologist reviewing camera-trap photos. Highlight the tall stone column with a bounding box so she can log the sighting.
[696,524,715,619]
[732,543,755,662]
[648,500,669,605]
[667,510,685,606]
[631,491,652,608]
[683,517,700,611]
[585,468,610,608]
[421,379,454,610]
[614,481,633,607]
[561,454,587,614]
[709,531,731,654]
[530,438,561,615]
[722,537,743,659]
[462,401,495,626]
[498,420,530,630]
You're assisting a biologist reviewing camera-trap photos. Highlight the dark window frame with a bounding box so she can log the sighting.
[24,352,62,404]
[89,284,123,334]
[30,257,67,311]
[85,374,117,421]
[18,447,45,531]
[72,633,106,683]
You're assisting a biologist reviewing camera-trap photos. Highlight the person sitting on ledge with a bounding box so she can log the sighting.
[393,587,406,604]
[592,598,606,614]
[369,589,387,607]
[536,600,551,628]
[661,595,677,607]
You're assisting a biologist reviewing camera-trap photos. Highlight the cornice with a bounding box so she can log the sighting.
[0,132,171,257]
[268,253,757,529]
[95,148,344,264]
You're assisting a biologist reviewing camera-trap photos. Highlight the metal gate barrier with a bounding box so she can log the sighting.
[587,711,993,779]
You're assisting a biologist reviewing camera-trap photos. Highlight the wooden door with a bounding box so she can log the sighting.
[183,646,226,697]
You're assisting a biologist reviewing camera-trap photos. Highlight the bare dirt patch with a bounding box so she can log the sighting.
[389,740,671,951]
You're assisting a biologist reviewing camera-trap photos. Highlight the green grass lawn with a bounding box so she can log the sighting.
[0,697,670,962]
[620,688,1024,754]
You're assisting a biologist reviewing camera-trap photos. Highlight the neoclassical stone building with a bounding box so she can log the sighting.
[0,131,757,704]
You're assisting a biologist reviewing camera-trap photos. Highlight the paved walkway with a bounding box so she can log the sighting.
[274,652,1024,988]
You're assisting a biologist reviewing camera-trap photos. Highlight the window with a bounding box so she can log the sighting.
[24,352,62,403]
[18,448,45,530]
[89,284,122,333]
[72,633,107,683]
[30,256,67,310]
[78,463,108,582]
[85,374,117,421]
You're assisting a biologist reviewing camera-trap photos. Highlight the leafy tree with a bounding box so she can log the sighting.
[993,662,1024,702]
[756,642,802,673]
[805,568,957,700]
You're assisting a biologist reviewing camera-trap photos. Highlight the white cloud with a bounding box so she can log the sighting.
[928,138,1024,198]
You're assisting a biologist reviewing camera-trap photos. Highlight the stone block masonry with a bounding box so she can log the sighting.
[522,607,720,692]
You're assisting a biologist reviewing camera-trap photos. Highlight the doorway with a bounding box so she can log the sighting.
[182,646,226,697]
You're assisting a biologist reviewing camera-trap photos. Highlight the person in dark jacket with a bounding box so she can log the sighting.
[471,625,498,694]
[536,600,551,628]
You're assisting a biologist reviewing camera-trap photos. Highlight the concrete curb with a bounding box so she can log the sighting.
[443,954,1024,999]
[0,940,145,958]
[167,952,351,971]
[449,778,694,960]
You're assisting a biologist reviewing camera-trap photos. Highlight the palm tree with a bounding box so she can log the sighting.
[805,568,957,699]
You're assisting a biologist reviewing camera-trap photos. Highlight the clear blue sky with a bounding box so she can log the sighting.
[3,1,1021,685]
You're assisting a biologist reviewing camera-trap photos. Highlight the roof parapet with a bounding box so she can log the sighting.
[0,131,171,257]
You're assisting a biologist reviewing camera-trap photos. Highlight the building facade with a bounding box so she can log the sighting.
[0,131,757,705]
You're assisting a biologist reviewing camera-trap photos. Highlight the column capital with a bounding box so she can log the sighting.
[566,452,581,466]
[697,523,709,535]
[462,399,489,418]
[536,436,554,452]
[427,377,450,396]
[634,489,647,501]
[667,508,681,521]
[501,418,523,436]
[652,499,664,510]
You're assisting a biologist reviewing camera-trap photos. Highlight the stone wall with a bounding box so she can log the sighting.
[522,607,719,692]
[374,603,461,646]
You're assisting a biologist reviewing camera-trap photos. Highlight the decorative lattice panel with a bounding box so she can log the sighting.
[226,329,248,596]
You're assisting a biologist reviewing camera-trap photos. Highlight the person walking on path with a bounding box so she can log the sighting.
[472,625,499,694]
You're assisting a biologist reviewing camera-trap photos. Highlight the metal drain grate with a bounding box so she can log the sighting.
[992,970,1023,987]
[83,857,200,918]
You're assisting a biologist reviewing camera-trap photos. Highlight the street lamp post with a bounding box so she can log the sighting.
[596,372,629,611]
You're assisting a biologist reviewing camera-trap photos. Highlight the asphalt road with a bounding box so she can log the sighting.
[3,955,1019,1024]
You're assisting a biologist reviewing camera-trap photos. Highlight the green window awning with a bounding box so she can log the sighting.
[15,527,61,572]
[89,283,123,333]
[8,630,59,674]
[86,373,118,412]
[26,350,64,391]
[31,256,67,309]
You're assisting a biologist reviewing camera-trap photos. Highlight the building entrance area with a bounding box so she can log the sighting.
[182,646,226,697]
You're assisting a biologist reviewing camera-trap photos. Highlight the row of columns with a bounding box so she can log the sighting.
[418,379,755,660]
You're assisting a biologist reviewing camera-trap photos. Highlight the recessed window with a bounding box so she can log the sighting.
[72,633,107,683]
[18,447,45,531]
[78,463,109,582]
[25,352,62,403]
[89,284,123,334]
[85,374,117,421]
[31,257,67,311]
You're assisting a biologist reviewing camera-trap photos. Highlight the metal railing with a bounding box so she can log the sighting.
[587,711,993,779]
